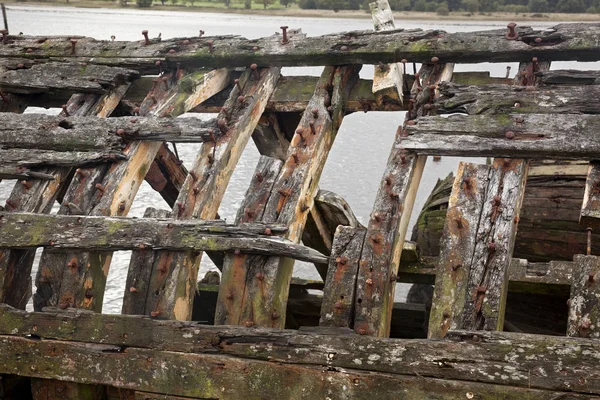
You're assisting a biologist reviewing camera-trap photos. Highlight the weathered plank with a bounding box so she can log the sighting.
[538,69,600,85]
[4,24,600,70]
[461,159,529,331]
[146,144,188,208]
[428,162,489,339]
[0,168,55,181]
[0,148,127,169]
[216,65,360,329]
[140,67,281,321]
[435,82,600,115]
[403,114,600,159]
[370,0,404,104]
[0,62,139,95]
[568,255,600,338]
[580,161,600,229]
[354,63,451,338]
[1,309,600,396]
[319,225,366,327]
[0,212,326,264]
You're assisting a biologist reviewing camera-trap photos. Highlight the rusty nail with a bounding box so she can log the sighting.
[488,242,496,252]
[118,201,126,213]
[587,227,592,256]
[493,195,501,206]
[25,48,33,53]
[278,188,291,197]
[308,121,317,135]
[21,180,32,190]
[217,119,228,134]
[340,45,348,51]
[161,76,169,90]
[431,56,439,64]
[400,155,407,164]
[207,39,214,53]
[4,199,16,209]
[245,321,255,327]
[16,63,23,69]
[177,202,186,215]
[271,312,280,320]
[193,187,200,195]
[168,49,175,54]
[129,287,137,293]
[506,22,518,40]
[505,130,515,139]
[245,209,254,219]
[237,95,245,104]
[116,128,126,136]
[150,310,160,317]
[336,256,348,265]
[255,272,264,280]
[295,128,305,142]
[357,328,367,335]
[280,26,289,45]
[252,46,259,51]
[366,278,373,285]
[189,171,199,181]
[84,289,93,299]
[532,57,538,72]
[414,72,421,89]
[234,79,241,90]
[111,35,116,41]
[226,293,234,300]
[0,30,7,45]
[505,65,511,79]
[142,30,150,45]
[95,183,106,193]
[371,235,381,244]
[334,301,343,309]
[384,176,392,186]
[48,240,56,246]
[62,104,69,116]
[264,228,272,236]
[199,29,205,37]
[373,213,382,222]
[255,172,264,183]
[70,38,77,55]
[67,260,77,269]
[250,63,259,79]
[535,37,542,43]
[477,285,487,294]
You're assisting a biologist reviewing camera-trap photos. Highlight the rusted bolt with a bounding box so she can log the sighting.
[237,95,245,104]
[95,183,106,193]
[264,228,272,236]
[67,260,77,269]
[84,288,93,299]
[357,328,367,335]
[535,37,542,43]
[70,38,77,55]
[513,102,520,108]
[142,30,150,45]
[150,310,160,317]
[431,56,439,63]
[21,180,32,190]
[280,26,289,45]
[384,176,392,186]
[25,48,33,53]
[206,39,214,53]
[506,22,518,40]
[250,63,259,80]
[505,130,515,139]
[312,108,319,118]
[245,321,255,327]
[116,128,126,136]
[532,57,538,72]
[217,118,228,134]
[245,209,254,219]
[488,242,496,252]
[414,72,421,89]
[168,49,176,54]
[400,154,407,164]
[118,201,126,213]
[493,195,501,206]
[373,213,383,222]
[476,285,487,294]
[62,104,69,116]
[16,63,24,69]
[336,256,348,265]
[234,79,241,90]
[340,45,348,51]
[0,30,7,45]
[278,188,291,197]
[233,249,241,255]
[111,35,116,41]
[199,29,205,37]
[129,287,138,293]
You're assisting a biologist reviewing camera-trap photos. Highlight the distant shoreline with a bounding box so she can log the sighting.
[4,1,599,21]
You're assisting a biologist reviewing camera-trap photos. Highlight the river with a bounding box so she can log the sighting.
[0,5,594,313]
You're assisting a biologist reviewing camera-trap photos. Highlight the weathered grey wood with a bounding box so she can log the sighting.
[403,114,600,159]
[0,148,127,168]
[0,169,55,180]
[354,63,451,338]
[370,0,404,104]
[0,62,139,95]
[538,69,600,85]
[141,67,281,322]
[4,24,600,71]
[2,307,600,396]
[580,161,600,229]
[428,162,489,339]
[460,159,528,331]
[315,189,362,231]
[568,255,600,338]
[435,82,600,115]
[216,65,360,329]
[319,225,366,327]
[0,212,327,263]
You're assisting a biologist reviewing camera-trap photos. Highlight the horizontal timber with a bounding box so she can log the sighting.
[0,306,599,396]
[0,213,327,264]
[403,113,600,159]
[1,24,600,72]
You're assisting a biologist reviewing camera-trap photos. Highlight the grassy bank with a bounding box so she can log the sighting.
[3,0,599,20]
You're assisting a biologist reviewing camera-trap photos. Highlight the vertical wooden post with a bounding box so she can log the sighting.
[568,255,600,338]
[215,65,360,328]
[127,67,281,321]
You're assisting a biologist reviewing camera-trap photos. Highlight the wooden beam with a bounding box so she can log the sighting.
[319,225,366,327]
[580,161,600,229]
[1,308,600,395]
[0,62,139,95]
[0,148,127,169]
[4,24,600,70]
[370,0,404,104]
[138,67,281,321]
[403,114,600,159]
[568,255,600,338]
[537,69,600,85]
[215,65,360,329]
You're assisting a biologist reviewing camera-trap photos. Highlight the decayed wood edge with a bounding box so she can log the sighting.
[568,255,600,338]
[0,169,56,180]
[2,88,127,311]
[370,0,404,105]
[141,67,281,322]
[460,159,529,332]
[0,212,326,264]
[428,162,489,339]
[402,113,600,160]
[0,62,140,95]
[3,23,600,70]
[0,148,127,169]
[319,225,366,327]
[435,82,600,115]
[146,143,188,208]
[2,308,600,395]
[215,155,284,326]
[580,161,600,229]
[537,69,600,85]
[236,65,360,329]
[354,62,452,338]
